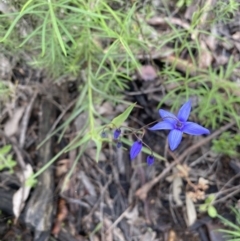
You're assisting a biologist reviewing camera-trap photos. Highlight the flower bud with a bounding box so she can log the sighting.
[113,129,121,139]
[147,155,154,165]
[130,141,143,160]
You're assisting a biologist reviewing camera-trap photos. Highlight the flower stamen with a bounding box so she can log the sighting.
[175,121,183,129]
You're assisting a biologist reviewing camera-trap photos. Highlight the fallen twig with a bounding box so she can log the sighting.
[19,91,38,148]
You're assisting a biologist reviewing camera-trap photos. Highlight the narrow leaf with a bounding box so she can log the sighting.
[41,12,49,56]
[111,103,136,127]
[21,0,35,12]
[48,0,67,56]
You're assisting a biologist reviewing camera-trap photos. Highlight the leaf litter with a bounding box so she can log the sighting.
[1,1,240,241]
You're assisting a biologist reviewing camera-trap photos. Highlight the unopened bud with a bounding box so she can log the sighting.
[113,129,121,139]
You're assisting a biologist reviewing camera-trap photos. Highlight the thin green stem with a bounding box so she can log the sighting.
[87,57,95,131]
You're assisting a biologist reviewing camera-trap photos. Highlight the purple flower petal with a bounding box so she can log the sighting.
[168,129,183,151]
[113,129,121,139]
[149,121,174,131]
[182,122,210,135]
[130,141,143,160]
[177,100,191,122]
[147,155,154,165]
[159,109,176,124]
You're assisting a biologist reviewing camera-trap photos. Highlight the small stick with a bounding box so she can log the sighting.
[19,91,38,148]
[135,121,236,201]
[105,206,131,234]
[214,185,240,204]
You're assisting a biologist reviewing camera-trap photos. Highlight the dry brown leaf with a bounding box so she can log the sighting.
[79,170,96,197]
[198,41,213,69]
[124,206,139,224]
[98,102,114,115]
[198,177,209,191]
[176,164,190,178]
[232,32,240,52]
[172,174,183,206]
[147,17,190,30]
[4,106,25,136]
[163,55,199,76]
[124,205,138,219]
[186,192,197,226]
[188,190,205,202]
[205,27,217,51]
[52,198,68,237]
[13,164,33,219]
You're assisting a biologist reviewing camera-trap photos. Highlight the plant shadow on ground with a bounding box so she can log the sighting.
[1,0,240,240]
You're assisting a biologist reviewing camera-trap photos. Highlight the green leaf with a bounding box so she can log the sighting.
[177,0,184,8]
[48,0,67,56]
[26,176,38,187]
[208,205,218,218]
[0,145,11,155]
[93,137,102,163]
[205,194,215,204]
[21,0,35,12]
[111,103,136,127]
[199,204,208,212]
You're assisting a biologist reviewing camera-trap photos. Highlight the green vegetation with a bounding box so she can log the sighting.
[199,194,218,218]
[0,0,147,179]
[200,196,240,240]
[0,145,16,173]
[218,207,240,240]
[212,132,240,157]
[176,0,193,8]
[1,0,240,180]
[2,0,240,239]
[0,81,13,103]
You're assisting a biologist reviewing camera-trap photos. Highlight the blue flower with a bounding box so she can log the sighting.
[149,100,210,151]
[130,141,143,160]
[147,155,154,165]
[113,129,121,139]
